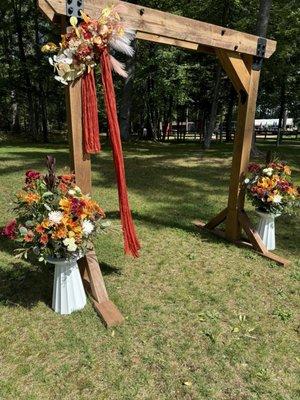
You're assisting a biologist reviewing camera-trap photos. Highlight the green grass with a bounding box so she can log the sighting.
[0,139,299,400]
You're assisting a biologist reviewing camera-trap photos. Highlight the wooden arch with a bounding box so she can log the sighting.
[38,0,288,327]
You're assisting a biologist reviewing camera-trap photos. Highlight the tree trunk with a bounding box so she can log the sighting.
[203,65,222,149]
[34,0,49,142]
[225,86,236,142]
[119,41,136,141]
[251,0,273,156]
[256,0,273,37]
[13,0,37,138]
[11,91,20,133]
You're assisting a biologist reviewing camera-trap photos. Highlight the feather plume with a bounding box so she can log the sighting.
[109,54,128,78]
[109,29,136,57]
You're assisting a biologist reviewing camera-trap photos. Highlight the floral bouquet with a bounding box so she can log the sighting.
[2,157,108,262]
[243,161,300,215]
[41,5,135,84]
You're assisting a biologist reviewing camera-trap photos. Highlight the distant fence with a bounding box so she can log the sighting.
[165,129,299,144]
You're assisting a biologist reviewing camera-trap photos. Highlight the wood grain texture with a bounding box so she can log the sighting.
[216,50,250,94]
[225,59,261,241]
[38,0,276,58]
[194,220,290,266]
[65,79,92,194]
[92,300,125,328]
[136,32,215,54]
[204,208,228,230]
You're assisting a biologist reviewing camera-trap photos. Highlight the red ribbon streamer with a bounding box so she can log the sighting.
[82,70,101,154]
[100,48,140,257]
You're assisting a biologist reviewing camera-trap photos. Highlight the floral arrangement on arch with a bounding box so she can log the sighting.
[1,157,110,261]
[41,5,134,85]
[39,5,141,258]
[244,161,300,215]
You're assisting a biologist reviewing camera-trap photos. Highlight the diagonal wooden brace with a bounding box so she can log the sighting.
[78,251,124,327]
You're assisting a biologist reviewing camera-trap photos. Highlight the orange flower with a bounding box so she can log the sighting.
[24,193,40,204]
[40,233,49,245]
[52,225,68,240]
[58,182,68,193]
[283,165,291,175]
[287,186,297,196]
[24,231,35,242]
[258,177,277,190]
[35,224,45,234]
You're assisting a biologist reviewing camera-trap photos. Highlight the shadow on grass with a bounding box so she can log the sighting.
[0,261,53,309]
[1,142,299,261]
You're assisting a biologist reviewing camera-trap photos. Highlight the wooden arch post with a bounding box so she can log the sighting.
[38,0,288,311]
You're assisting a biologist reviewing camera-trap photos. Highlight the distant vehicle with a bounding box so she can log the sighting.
[255,118,295,131]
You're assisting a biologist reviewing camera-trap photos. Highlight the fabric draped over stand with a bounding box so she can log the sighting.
[80,48,141,257]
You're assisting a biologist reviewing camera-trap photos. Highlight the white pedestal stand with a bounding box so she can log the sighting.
[47,257,87,315]
[256,210,280,251]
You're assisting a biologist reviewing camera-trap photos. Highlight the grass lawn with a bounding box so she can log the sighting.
[0,138,299,400]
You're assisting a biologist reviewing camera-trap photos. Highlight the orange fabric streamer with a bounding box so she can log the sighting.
[82,70,101,154]
[100,48,140,257]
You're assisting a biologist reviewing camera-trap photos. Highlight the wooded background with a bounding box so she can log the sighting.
[0,0,298,147]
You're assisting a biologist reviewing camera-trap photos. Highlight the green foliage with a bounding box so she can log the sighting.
[0,0,299,139]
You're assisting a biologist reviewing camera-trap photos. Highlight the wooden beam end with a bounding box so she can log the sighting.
[92,300,125,328]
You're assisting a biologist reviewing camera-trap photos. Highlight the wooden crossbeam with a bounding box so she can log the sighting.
[136,32,215,54]
[38,0,276,58]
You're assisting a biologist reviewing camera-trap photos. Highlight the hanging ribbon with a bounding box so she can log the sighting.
[82,70,101,154]
[100,48,140,258]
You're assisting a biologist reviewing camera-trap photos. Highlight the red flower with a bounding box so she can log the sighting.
[248,163,261,173]
[80,23,93,39]
[40,233,49,245]
[25,170,41,181]
[2,219,17,239]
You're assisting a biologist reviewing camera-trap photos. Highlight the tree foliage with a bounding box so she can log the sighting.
[0,0,298,141]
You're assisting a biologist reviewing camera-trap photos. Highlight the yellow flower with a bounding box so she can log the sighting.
[41,42,58,53]
[41,219,51,229]
[59,198,71,211]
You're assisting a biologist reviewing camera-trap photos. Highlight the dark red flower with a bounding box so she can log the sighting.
[248,163,261,173]
[2,219,17,239]
[25,170,41,182]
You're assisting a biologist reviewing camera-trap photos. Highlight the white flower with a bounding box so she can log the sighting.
[244,178,250,184]
[82,220,94,236]
[273,194,282,204]
[74,186,82,194]
[53,53,73,65]
[63,237,77,252]
[69,186,82,196]
[54,75,68,85]
[263,167,273,177]
[48,211,63,224]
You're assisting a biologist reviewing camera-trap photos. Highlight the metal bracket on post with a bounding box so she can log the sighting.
[253,37,267,71]
[66,0,84,19]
